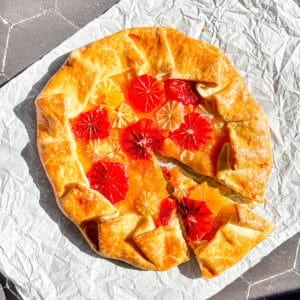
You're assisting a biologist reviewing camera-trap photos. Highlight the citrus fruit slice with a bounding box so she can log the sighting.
[158,198,177,226]
[170,113,212,150]
[168,168,196,199]
[71,108,110,142]
[110,103,138,128]
[87,161,129,204]
[121,119,164,160]
[127,74,165,113]
[164,79,202,105]
[189,182,232,215]
[178,198,214,241]
[90,78,125,109]
[92,130,126,162]
[156,101,184,130]
[136,191,160,216]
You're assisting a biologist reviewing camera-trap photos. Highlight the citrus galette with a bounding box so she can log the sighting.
[35,27,274,278]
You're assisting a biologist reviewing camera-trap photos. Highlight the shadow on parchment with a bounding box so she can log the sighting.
[12,53,138,272]
[12,53,201,279]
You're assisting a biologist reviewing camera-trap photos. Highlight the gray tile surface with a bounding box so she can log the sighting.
[0,74,8,85]
[210,233,300,300]
[57,0,119,27]
[243,232,300,284]
[0,1,300,299]
[248,271,300,299]
[0,0,54,24]
[41,0,56,11]
[210,277,249,300]
[4,10,76,78]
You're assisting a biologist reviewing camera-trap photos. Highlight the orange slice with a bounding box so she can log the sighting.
[136,191,160,216]
[189,182,232,215]
[156,101,184,130]
[90,78,124,109]
[169,168,196,199]
[110,103,138,128]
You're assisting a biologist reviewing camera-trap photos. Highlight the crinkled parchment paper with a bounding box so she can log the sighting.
[0,0,300,299]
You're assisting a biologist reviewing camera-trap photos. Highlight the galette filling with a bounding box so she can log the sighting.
[70,74,229,244]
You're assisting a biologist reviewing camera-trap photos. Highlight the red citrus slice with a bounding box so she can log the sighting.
[87,161,129,204]
[127,74,165,113]
[170,113,212,150]
[71,108,110,142]
[164,79,202,105]
[178,198,214,241]
[120,119,164,160]
[158,198,177,226]
[201,217,221,241]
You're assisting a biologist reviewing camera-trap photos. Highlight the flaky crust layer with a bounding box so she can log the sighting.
[193,204,274,278]
[36,27,273,274]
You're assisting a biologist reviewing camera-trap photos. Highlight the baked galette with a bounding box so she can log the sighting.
[35,27,274,278]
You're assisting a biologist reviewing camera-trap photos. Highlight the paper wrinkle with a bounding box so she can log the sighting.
[0,0,300,299]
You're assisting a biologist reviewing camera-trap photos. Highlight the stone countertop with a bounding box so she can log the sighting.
[0,1,299,299]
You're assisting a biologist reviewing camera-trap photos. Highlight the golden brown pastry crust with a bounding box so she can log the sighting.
[36,94,89,197]
[193,204,274,278]
[127,27,174,77]
[36,27,273,275]
[165,28,224,83]
[163,166,274,279]
[133,217,190,270]
[61,183,119,224]
[217,117,273,202]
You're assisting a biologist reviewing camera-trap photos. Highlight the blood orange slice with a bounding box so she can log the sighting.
[121,119,164,160]
[178,198,214,241]
[127,74,165,113]
[87,161,129,204]
[170,113,212,150]
[158,198,177,226]
[71,108,110,142]
[164,79,202,105]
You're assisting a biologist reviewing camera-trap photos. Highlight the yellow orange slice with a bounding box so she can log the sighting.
[95,131,126,162]
[110,103,138,128]
[169,168,196,199]
[136,191,160,216]
[90,78,124,109]
[189,182,232,215]
[156,101,184,130]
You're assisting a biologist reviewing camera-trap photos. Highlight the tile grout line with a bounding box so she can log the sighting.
[12,10,48,26]
[292,269,300,276]
[292,236,300,270]
[246,269,300,299]
[0,15,12,26]
[294,269,300,276]
[248,269,291,288]
[246,284,251,300]
[242,275,252,300]
[54,10,80,30]
[1,26,11,73]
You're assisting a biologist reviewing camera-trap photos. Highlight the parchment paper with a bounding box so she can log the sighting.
[1,0,300,299]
